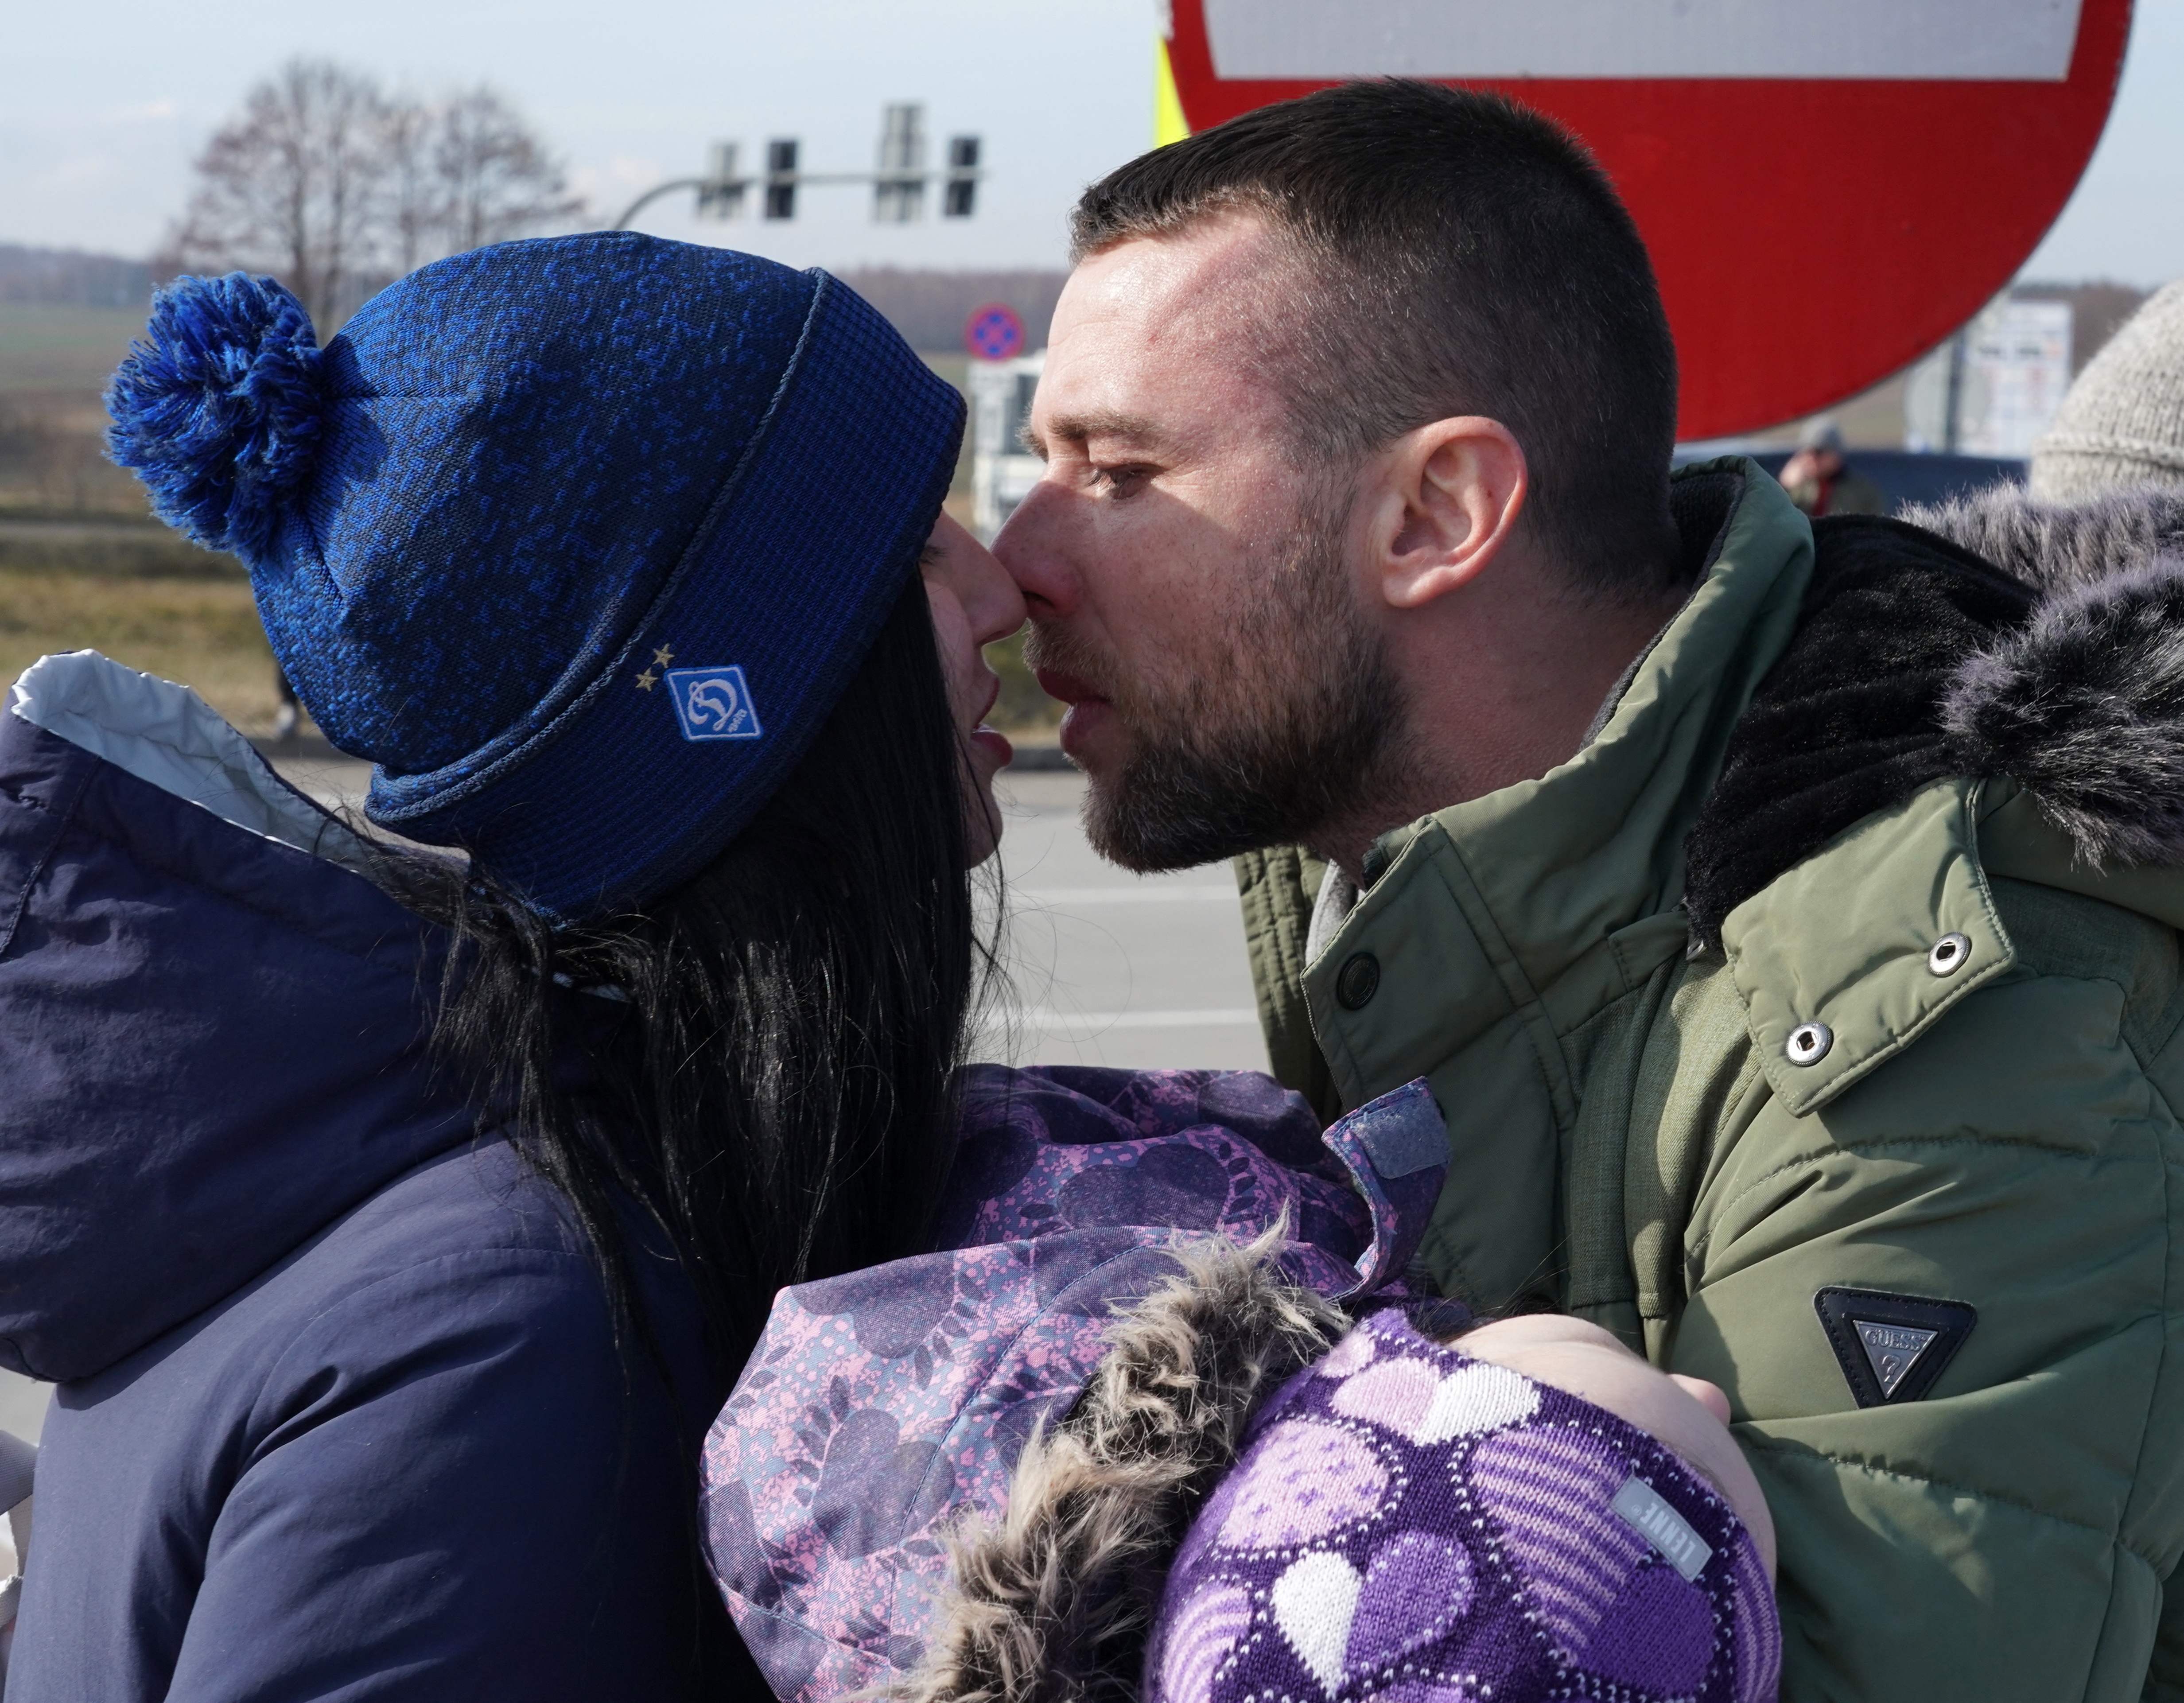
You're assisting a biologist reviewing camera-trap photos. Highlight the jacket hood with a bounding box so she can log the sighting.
[1907,481,2184,592]
[1682,482,2184,945]
[0,652,475,1383]
[902,1237,1346,1703]
[1923,486,2184,867]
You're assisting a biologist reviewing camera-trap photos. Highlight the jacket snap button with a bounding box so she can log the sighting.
[1786,1021,1833,1066]
[1335,952,1381,1011]
[1928,932,1971,976]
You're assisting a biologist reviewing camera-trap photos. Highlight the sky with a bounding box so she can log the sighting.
[4,0,2180,285]
[4,0,1152,273]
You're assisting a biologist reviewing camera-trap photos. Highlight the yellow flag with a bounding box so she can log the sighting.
[1154,36,1190,146]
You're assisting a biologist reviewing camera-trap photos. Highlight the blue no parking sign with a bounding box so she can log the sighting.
[964,302,1026,362]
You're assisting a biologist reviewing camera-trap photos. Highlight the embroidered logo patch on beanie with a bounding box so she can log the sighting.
[665,666,764,743]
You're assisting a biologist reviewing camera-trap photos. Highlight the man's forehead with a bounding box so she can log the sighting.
[1039,217,1293,441]
[1056,216,1283,346]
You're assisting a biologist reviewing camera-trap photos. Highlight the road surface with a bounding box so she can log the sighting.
[976,768,1269,1072]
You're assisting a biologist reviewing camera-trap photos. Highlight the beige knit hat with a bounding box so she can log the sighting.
[2032,280,2184,501]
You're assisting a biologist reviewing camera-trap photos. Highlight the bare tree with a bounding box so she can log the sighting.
[161,62,585,331]
[377,97,442,276]
[163,60,389,330]
[431,88,583,254]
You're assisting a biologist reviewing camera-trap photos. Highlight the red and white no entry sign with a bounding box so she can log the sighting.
[1162,0,2133,439]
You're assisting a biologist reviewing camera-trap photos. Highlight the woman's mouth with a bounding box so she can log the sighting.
[970,673,1012,765]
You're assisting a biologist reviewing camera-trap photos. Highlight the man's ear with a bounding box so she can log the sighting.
[1368,418,1527,611]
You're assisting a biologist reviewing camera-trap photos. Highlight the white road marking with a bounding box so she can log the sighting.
[1013,887,1234,905]
[998,1007,1263,1030]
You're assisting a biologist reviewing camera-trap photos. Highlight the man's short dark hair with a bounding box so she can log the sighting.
[1072,80,1681,599]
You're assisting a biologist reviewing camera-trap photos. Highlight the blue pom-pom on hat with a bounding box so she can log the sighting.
[105,273,324,558]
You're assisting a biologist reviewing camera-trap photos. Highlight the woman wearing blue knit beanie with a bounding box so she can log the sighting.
[0,233,1026,1698]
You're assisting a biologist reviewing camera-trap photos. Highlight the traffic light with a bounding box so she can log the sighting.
[765,139,798,221]
[945,136,980,218]
[626,109,984,232]
[874,102,925,223]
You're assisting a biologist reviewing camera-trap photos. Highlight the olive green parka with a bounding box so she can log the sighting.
[1237,462,2184,1700]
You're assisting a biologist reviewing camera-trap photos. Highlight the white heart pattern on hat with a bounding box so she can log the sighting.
[1330,1355,1540,1443]
[1266,1531,1478,1697]
[1270,1551,1362,1694]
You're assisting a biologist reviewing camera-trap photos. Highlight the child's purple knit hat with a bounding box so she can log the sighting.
[1148,1301,1780,1703]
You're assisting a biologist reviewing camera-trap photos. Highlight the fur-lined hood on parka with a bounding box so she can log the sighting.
[1683,480,2184,944]
[700,1066,1448,1703]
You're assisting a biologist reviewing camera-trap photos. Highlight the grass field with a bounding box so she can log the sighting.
[0,527,284,732]
[0,303,147,396]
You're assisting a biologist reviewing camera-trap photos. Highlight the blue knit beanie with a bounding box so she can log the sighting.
[105,233,964,923]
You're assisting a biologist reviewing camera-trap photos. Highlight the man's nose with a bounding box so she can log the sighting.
[992,482,1077,619]
[970,566,1028,648]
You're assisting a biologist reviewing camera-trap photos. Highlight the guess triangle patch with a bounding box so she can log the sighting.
[1814,1287,1977,1408]
[1853,1319,1936,1398]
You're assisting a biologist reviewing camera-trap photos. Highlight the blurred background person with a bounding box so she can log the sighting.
[1776,416,1886,515]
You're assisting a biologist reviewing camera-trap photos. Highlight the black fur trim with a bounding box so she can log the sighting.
[1901,487,2184,591]
[1683,485,2184,947]
[1941,559,2184,866]
[1667,467,1749,587]
[1682,516,2034,949]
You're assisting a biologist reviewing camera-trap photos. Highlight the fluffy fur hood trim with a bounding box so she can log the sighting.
[1684,483,2184,944]
[1939,560,2184,866]
[1916,486,2184,868]
[1900,484,2184,593]
[886,1235,1347,1703]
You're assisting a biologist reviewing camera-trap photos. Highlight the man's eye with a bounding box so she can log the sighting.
[1090,464,1150,497]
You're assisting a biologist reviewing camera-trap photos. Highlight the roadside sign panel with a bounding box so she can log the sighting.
[965,302,1028,363]
[1959,301,2075,457]
[1161,0,2132,438]
[1906,299,2075,456]
[970,353,1047,540]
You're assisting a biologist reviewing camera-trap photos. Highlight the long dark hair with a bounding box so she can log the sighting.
[389,570,984,1374]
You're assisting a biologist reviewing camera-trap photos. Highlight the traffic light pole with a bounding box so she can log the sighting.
[614,108,982,230]
[611,180,719,230]
[614,170,983,230]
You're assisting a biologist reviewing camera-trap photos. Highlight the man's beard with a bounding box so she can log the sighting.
[1027,493,1408,873]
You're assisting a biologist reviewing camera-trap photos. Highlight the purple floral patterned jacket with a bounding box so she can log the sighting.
[700,1065,1777,1703]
